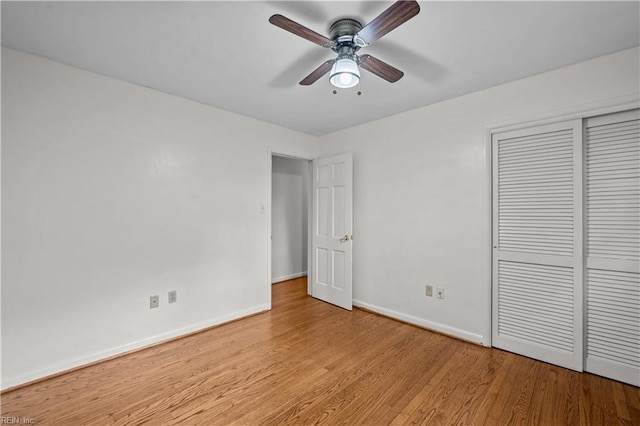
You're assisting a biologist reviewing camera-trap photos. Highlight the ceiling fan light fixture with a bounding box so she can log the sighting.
[329,57,360,89]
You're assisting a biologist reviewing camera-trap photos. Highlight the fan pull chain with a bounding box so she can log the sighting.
[330,84,362,95]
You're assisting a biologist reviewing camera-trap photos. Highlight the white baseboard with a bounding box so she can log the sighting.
[353,299,485,346]
[1,304,269,390]
[272,271,307,284]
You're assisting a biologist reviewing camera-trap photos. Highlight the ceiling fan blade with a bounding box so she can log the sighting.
[300,60,335,85]
[269,14,332,48]
[359,55,404,83]
[356,1,420,46]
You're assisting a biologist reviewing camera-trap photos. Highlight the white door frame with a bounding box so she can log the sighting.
[266,148,313,309]
[483,94,639,349]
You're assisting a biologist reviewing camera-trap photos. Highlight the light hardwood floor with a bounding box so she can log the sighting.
[2,277,639,425]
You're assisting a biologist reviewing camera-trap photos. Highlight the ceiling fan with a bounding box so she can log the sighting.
[269,1,420,89]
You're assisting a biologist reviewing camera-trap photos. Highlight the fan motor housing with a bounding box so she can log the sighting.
[329,18,363,40]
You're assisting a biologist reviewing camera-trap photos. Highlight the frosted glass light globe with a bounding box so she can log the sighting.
[330,58,360,89]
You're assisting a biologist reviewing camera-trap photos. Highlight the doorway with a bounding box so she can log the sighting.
[269,154,312,305]
[267,151,354,311]
[271,155,310,284]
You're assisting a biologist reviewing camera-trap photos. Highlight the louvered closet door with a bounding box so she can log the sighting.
[492,119,583,371]
[585,109,640,386]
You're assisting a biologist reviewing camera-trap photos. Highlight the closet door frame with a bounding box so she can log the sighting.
[482,95,639,350]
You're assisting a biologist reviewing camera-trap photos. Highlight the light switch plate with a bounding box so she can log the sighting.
[425,285,433,297]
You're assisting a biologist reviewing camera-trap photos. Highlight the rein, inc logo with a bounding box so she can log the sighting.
[1,417,36,424]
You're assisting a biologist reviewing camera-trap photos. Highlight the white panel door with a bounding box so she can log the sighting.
[492,120,583,371]
[585,109,640,386]
[312,153,353,310]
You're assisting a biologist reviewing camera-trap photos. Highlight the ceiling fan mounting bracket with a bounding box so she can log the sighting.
[329,18,363,41]
[329,19,363,56]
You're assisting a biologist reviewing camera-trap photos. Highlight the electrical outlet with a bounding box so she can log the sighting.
[168,290,177,304]
[150,295,159,309]
[436,288,445,299]
[425,285,433,297]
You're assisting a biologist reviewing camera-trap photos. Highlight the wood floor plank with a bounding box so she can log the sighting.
[443,346,509,425]
[264,319,417,425]
[2,277,639,425]
[338,332,453,425]
[495,355,544,424]
[468,351,519,425]
[392,343,489,425]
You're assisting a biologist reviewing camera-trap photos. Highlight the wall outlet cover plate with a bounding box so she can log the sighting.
[150,295,160,308]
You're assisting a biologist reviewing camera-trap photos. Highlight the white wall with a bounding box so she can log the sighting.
[271,156,308,283]
[2,45,639,389]
[0,48,317,389]
[317,47,640,344]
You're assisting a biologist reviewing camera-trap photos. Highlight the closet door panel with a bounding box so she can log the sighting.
[585,109,640,387]
[492,120,583,371]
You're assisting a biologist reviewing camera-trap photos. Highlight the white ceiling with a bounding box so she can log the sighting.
[2,1,639,136]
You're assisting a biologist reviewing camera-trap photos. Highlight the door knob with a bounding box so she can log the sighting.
[340,234,352,242]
